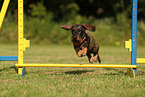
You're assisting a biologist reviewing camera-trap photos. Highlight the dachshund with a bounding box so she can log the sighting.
[60,24,101,63]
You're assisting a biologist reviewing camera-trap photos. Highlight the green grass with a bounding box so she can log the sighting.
[0,44,145,97]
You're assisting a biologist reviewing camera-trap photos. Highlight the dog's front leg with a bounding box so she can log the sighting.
[77,50,83,57]
[81,47,87,56]
[75,47,83,57]
[75,47,87,57]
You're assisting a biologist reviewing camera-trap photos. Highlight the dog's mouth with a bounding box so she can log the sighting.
[76,40,84,44]
[74,38,80,41]
[75,37,86,43]
[74,38,81,42]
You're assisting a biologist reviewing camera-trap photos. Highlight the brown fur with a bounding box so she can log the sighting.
[60,24,101,63]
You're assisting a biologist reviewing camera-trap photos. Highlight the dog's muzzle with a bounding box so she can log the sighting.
[73,35,77,40]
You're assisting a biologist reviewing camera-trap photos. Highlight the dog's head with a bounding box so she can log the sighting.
[60,24,96,42]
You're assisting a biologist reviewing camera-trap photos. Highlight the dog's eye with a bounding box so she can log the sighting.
[72,30,75,33]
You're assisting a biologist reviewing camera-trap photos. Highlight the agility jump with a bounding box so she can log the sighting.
[0,0,145,77]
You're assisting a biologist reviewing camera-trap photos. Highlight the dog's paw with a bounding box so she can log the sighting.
[77,50,86,57]
[94,55,98,63]
[82,47,87,56]
[77,51,82,57]
[94,54,101,63]
[89,57,93,63]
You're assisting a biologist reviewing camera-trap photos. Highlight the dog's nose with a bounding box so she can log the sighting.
[73,36,77,40]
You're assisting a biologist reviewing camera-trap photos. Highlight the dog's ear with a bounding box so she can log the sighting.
[60,25,72,30]
[82,25,96,32]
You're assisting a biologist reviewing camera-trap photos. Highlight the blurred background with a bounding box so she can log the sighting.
[0,0,145,46]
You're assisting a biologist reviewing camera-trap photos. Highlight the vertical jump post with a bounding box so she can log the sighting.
[131,0,138,77]
[126,0,138,77]
[18,0,30,76]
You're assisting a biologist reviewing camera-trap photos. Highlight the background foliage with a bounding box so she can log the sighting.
[0,0,145,46]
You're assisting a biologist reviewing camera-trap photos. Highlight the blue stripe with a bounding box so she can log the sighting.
[0,56,18,61]
[131,0,138,65]
[131,0,138,77]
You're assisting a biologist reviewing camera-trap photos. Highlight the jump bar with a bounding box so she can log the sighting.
[15,64,137,68]
[0,56,18,61]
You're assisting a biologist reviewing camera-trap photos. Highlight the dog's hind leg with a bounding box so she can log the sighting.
[94,53,101,63]
[87,53,93,63]
[97,54,101,63]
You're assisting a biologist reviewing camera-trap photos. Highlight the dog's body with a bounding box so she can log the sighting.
[60,24,101,63]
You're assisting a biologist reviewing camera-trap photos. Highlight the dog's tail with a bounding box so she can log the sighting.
[97,54,101,63]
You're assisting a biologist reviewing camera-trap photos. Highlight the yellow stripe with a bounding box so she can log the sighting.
[137,58,145,63]
[18,0,24,64]
[15,64,137,68]
[0,0,10,29]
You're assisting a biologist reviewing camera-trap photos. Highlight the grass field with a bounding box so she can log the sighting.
[0,44,145,97]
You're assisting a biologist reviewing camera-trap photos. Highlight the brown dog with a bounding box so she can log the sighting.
[60,24,101,63]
